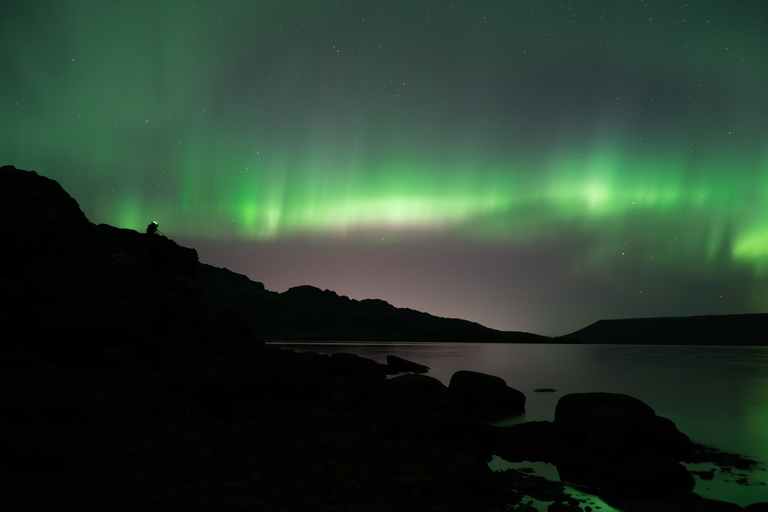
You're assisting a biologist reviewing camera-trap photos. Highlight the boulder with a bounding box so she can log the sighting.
[586,405,694,459]
[372,374,461,434]
[421,413,500,458]
[386,354,429,373]
[448,370,525,420]
[554,393,694,460]
[328,352,387,383]
[265,355,325,401]
[602,454,695,501]
[625,494,745,512]
[373,373,458,414]
[554,392,655,442]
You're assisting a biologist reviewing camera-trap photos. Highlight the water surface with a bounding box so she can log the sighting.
[275,342,768,506]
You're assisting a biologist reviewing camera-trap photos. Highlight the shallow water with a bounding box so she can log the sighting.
[275,341,768,507]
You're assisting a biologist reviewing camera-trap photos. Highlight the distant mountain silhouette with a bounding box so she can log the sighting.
[0,164,550,343]
[561,314,768,345]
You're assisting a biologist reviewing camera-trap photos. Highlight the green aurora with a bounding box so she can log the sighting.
[3,0,768,333]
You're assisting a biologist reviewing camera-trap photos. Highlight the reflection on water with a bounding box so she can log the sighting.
[274,342,768,507]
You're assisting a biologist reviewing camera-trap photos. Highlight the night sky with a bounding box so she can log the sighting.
[3,1,768,336]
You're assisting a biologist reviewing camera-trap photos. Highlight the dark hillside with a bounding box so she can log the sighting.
[0,164,546,345]
[563,313,768,345]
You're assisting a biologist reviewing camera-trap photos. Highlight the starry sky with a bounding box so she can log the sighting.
[3,1,768,336]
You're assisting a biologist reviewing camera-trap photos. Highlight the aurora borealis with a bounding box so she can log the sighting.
[3,1,767,335]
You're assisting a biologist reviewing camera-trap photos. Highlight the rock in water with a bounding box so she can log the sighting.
[554,392,693,460]
[586,405,694,460]
[448,370,525,420]
[386,354,430,373]
[554,392,655,442]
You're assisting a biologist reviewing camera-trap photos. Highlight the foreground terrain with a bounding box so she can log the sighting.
[1,165,765,511]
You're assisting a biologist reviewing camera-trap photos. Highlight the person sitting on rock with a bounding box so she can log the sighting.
[146,221,158,235]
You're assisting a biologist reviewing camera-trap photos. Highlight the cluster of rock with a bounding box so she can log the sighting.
[1,165,765,511]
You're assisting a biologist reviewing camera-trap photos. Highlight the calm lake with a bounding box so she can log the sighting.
[274,342,768,507]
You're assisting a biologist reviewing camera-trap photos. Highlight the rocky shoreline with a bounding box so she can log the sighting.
[1,164,766,511]
[3,341,765,512]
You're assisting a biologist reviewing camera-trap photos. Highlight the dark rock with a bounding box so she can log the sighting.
[586,404,694,459]
[624,494,745,511]
[448,370,525,420]
[493,468,578,509]
[602,454,695,501]
[24,253,122,306]
[372,374,461,435]
[264,355,325,400]
[744,504,768,512]
[213,306,258,340]
[0,420,76,478]
[31,304,116,364]
[328,351,387,383]
[200,354,267,397]
[204,329,260,357]
[327,382,367,410]
[422,413,500,459]
[187,386,237,419]
[554,392,655,442]
[374,373,458,415]
[692,469,715,480]
[496,421,573,464]
[155,333,211,368]
[549,502,583,512]
[386,354,430,373]
[554,393,694,461]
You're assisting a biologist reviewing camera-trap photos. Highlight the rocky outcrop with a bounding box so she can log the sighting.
[587,404,694,460]
[449,370,526,420]
[0,164,93,267]
[372,373,460,422]
[554,392,655,441]
[385,354,430,373]
[602,454,695,501]
[554,392,693,460]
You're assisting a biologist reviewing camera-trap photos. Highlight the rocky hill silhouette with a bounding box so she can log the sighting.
[0,164,548,344]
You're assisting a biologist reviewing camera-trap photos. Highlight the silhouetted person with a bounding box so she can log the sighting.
[146,221,158,235]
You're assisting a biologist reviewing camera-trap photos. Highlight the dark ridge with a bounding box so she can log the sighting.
[563,313,768,345]
[0,164,548,343]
